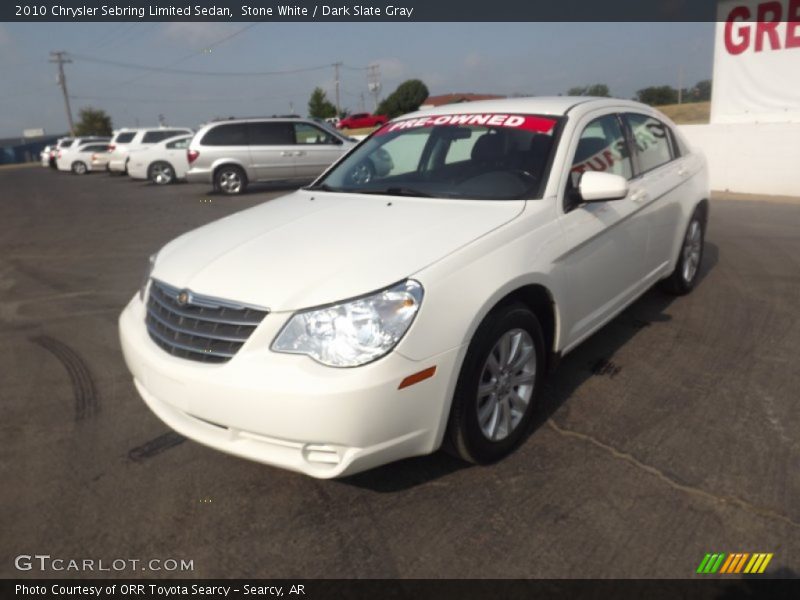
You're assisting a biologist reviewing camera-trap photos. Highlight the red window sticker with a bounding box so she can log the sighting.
[374,114,557,135]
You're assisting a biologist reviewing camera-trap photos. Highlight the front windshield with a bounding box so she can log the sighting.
[313,113,560,200]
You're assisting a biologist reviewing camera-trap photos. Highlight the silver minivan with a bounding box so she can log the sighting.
[185,118,356,194]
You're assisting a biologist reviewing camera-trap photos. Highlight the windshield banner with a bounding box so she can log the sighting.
[375,114,558,135]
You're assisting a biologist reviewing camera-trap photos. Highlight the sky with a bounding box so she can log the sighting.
[0,21,715,138]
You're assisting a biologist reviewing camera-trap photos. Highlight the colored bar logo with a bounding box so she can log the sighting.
[696,553,773,574]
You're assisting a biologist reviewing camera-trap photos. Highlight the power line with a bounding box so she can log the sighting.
[113,23,259,88]
[69,53,334,77]
[49,51,75,135]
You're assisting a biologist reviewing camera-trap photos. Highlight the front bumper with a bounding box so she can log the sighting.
[119,294,460,478]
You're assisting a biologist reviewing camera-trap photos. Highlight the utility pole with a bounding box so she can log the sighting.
[333,62,342,117]
[367,63,382,112]
[677,65,684,105]
[49,51,75,135]
[359,92,365,112]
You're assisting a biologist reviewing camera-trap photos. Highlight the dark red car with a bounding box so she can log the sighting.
[337,112,388,130]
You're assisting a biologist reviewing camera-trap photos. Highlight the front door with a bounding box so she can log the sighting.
[557,112,651,349]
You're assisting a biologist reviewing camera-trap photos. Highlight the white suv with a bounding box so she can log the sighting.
[120,97,709,478]
[108,127,193,174]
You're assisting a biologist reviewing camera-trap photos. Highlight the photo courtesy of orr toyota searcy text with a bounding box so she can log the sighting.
[14,584,291,597]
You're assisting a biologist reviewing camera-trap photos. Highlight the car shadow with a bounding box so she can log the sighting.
[341,242,719,493]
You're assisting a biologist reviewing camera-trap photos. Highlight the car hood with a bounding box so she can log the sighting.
[151,190,524,311]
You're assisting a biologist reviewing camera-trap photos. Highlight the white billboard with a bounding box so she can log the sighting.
[711,0,800,123]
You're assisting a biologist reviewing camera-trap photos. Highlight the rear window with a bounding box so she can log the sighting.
[201,123,248,146]
[114,132,135,144]
[625,113,675,173]
[142,131,170,144]
[83,144,108,152]
[166,137,191,149]
[60,140,74,148]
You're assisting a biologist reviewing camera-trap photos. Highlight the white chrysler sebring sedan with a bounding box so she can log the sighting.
[119,97,709,478]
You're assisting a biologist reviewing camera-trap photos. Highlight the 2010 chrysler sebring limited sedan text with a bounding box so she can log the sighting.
[119,98,709,478]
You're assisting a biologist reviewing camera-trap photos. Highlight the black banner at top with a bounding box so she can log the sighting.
[4,0,726,22]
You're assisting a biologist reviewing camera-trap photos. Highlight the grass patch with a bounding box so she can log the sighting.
[658,101,710,125]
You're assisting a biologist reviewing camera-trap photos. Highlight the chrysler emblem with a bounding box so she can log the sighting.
[177,291,190,306]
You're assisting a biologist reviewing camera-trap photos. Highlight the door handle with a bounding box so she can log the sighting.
[293,150,305,156]
[280,151,292,157]
[630,189,648,204]
[677,166,690,177]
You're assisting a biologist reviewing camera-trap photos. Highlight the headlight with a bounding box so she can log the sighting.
[272,280,423,367]
[139,253,157,300]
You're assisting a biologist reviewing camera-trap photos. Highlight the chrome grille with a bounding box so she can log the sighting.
[145,280,269,363]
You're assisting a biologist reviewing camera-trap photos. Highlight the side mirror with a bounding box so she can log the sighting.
[578,171,629,202]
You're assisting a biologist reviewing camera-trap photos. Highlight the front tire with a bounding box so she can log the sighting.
[215,165,247,195]
[148,161,175,185]
[445,303,545,464]
[71,161,88,175]
[659,207,706,295]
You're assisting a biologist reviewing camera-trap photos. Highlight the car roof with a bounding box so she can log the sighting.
[402,96,658,120]
[207,116,309,125]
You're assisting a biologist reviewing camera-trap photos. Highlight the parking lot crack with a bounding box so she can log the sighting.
[547,419,800,529]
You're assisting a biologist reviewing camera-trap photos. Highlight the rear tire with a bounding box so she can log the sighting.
[215,165,247,195]
[659,207,706,295]
[71,161,88,175]
[445,303,545,464]
[148,161,175,185]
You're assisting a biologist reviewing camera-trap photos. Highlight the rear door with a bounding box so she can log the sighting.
[622,113,688,278]
[291,122,347,179]
[556,111,651,349]
[163,137,191,176]
[247,122,296,181]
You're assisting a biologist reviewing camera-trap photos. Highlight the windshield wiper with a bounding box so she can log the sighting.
[358,187,433,197]
[304,183,338,192]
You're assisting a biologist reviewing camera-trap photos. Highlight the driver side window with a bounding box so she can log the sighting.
[570,115,632,189]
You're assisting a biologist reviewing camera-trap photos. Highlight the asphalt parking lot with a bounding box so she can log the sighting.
[1,165,798,579]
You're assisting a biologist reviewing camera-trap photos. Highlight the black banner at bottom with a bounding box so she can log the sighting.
[3,579,800,600]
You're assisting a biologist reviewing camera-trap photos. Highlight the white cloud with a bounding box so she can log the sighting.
[159,22,239,49]
[464,53,487,69]
[372,57,406,81]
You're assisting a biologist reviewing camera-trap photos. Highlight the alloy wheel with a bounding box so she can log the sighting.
[476,328,537,442]
[220,170,242,194]
[682,219,702,283]
[151,164,173,185]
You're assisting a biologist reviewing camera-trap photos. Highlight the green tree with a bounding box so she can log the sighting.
[691,79,712,102]
[73,107,113,136]
[307,87,337,119]
[376,79,429,118]
[635,86,679,106]
[567,83,611,97]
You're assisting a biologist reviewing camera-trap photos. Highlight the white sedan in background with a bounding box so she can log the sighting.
[120,97,709,478]
[56,142,111,174]
[128,135,192,185]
